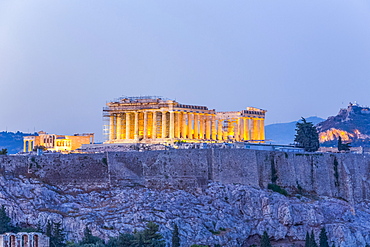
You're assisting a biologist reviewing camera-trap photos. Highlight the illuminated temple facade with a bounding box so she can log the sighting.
[103,96,266,144]
[23,131,94,152]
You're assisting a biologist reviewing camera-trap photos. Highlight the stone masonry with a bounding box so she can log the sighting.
[0,149,369,204]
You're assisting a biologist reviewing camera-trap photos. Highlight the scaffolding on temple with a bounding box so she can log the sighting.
[102,96,266,144]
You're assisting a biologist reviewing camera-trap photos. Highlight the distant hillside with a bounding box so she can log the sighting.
[0,131,35,154]
[317,103,370,147]
[265,116,325,145]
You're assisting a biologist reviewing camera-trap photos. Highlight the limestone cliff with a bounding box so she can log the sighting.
[1,149,370,246]
[1,175,370,247]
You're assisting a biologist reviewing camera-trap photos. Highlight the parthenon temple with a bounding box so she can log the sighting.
[103,96,266,144]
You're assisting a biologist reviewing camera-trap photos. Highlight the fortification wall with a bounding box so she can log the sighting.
[1,150,370,203]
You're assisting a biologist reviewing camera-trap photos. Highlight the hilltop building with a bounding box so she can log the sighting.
[103,96,266,144]
[23,131,94,152]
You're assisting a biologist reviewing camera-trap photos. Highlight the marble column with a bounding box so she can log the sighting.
[143,111,148,139]
[162,111,167,138]
[134,112,139,140]
[175,112,181,138]
[243,118,249,141]
[199,115,204,139]
[223,121,229,140]
[217,119,223,141]
[109,115,115,141]
[116,115,122,140]
[211,116,216,140]
[240,118,244,141]
[234,119,240,142]
[152,112,157,139]
[126,113,131,139]
[194,114,199,139]
[182,112,187,138]
[206,115,211,139]
[169,111,175,139]
[252,118,259,140]
[188,113,193,139]
[260,118,265,141]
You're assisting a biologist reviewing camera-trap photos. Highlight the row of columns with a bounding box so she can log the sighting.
[108,111,265,142]
[23,140,34,152]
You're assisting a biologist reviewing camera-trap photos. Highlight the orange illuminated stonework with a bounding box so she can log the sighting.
[23,131,94,152]
[103,96,266,144]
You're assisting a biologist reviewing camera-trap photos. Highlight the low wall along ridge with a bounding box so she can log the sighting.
[0,149,368,203]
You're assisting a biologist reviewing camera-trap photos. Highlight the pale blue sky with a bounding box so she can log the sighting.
[1,1,370,142]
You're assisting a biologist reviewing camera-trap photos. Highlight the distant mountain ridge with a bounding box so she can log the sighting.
[0,131,35,154]
[265,116,325,145]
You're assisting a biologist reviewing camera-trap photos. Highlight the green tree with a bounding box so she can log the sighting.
[294,118,320,152]
[80,226,102,245]
[47,221,66,247]
[141,222,165,246]
[319,227,329,247]
[106,233,135,247]
[45,221,53,238]
[305,231,310,247]
[310,230,318,247]
[0,149,7,155]
[337,136,350,152]
[260,231,271,247]
[133,232,144,247]
[172,224,180,247]
[0,205,12,234]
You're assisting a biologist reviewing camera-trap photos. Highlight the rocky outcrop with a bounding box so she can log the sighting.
[317,103,370,146]
[2,149,370,246]
[2,174,370,247]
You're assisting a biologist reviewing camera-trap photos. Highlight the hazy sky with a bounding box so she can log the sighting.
[2,1,370,142]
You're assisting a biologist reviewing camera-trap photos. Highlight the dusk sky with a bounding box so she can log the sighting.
[2,1,370,142]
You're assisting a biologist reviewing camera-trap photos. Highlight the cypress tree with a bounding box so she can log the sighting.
[310,230,318,247]
[260,231,272,247]
[0,205,12,234]
[319,227,329,247]
[305,231,310,247]
[338,136,350,152]
[80,226,101,245]
[45,221,52,238]
[294,118,320,152]
[337,136,343,151]
[172,224,180,247]
[49,222,66,247]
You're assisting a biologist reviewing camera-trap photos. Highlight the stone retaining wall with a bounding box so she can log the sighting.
[0,149,369,203]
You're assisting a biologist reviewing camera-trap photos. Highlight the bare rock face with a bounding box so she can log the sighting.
[1,175,370,247]
[317,102,370,146]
